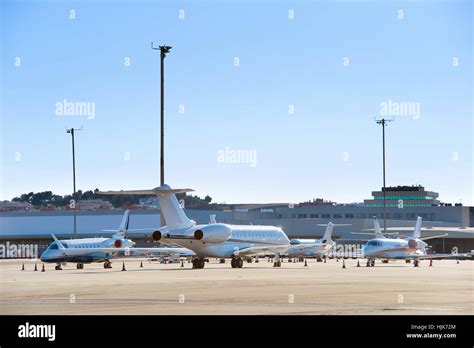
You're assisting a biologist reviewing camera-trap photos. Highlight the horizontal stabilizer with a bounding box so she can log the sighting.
[317,223,351,227]
[99,190,157,195]
[102,228,156,233]
[419,233,448,241]
[98,187,194,196]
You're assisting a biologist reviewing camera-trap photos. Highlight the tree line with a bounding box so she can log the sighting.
[12,190,214,209]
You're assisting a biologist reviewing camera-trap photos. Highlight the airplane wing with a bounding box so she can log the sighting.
[64,247,195,257]
[233,245,290,257]
[385,252,468,260]
[291,243,330,250]
[414,253,468,260]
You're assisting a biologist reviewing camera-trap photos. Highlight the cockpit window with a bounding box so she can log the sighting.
[49,243,58,250]
[367,240,382,246]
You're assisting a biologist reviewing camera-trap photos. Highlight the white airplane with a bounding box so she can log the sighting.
[40,210,194,270]
[351,217,400,239]
[362,216,450,267]
[285,222,348,259]
[100,185,291,269]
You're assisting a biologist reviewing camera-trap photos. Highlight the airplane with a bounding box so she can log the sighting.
[351,217,400,239]
[361,216,451,267]
[40,210,194,270]
[285,222,348,260]
[99,184,291,269]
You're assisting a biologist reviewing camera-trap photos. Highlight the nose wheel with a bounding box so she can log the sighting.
[55,264,62,271]
[76,263,84,270]
[231,257,243,268]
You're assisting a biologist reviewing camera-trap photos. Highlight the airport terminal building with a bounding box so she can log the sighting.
[1,185,473,255]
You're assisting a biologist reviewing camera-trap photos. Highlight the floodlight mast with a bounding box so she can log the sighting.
[375,118,393,235]
[66,126,82,239]
[151,43,172,227]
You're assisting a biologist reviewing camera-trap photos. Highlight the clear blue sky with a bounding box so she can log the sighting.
[1,0,472,205]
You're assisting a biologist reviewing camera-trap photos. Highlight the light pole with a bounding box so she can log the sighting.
[151,43,172,227]
[66,126,82,239]
[375,118,393,234]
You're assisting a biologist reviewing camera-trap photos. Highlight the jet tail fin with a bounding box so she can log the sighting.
[319,222,334,243]
[119,209,131,232]
[100,210,131,239]
[412,216,423,239]
[373,217,383,238]
[317,222,350,243]
[99,185,195,230]
[153,185,195,230]
[115,210,131,238]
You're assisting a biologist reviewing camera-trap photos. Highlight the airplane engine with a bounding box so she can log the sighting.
[152,231,162,241]
[193,223,232,243]
[408,239,423,249]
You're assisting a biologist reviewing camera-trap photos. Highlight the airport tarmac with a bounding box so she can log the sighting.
[0,258,472,315]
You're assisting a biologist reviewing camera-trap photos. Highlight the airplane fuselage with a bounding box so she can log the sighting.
[286,240,334,257]
[40,237,134,264]
[362,238,427,260]
[160,223,290,258]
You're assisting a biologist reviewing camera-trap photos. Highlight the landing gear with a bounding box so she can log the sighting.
[103,261,112,269]
[76,263,84,270]
[413,259,420,267]
[231,257,243,268]
[316,257,323,262]
[55,264,62,271]
[366,258,375,267]
[192,258,205,269]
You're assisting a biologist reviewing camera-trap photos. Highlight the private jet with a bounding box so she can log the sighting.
[40,210,194,269]
[362,216,450,267]
[285,222,348,259]
[100,185,291,269]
